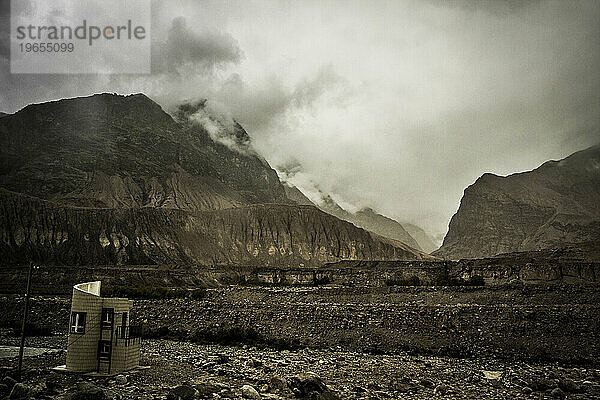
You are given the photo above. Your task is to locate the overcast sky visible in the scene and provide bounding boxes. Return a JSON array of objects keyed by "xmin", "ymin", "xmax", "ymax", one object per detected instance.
[{"xmin": 1, "ymin": 0, "xmax": 599, "ymax": 242}]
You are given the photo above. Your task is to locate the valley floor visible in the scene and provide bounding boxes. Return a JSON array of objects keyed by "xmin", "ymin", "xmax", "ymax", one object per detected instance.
[
  {"xmin": 0, "ymin": 285, "xmax": 599, "ymax": 399},
  {"xmin": 1, "ymin": 337, "xmax": 599, "ymax": 399}
]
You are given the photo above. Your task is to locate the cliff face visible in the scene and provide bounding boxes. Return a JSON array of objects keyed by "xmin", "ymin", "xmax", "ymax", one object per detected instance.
[
  {"xmin": 435, "ymin": 145, "xmax": 600, "ymax": 260},
  {"xmin": 0, "ymin": 188, "xmax": 432, "ymax": 267}
]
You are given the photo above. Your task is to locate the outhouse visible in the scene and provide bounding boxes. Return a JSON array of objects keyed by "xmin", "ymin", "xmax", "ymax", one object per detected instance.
[{"xmin": 64, "ymin": 281, "xmax": 141, "ymax": 374}]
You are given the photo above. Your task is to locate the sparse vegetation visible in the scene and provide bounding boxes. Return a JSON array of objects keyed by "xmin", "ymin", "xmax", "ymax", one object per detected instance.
[
  {"xmin": 4, "ymin": 321, "xmax": 53, "ymax": 337},
  {"xmin": 102, "ymin": 286, "xmax": 206, "ymax": 299},
  {"xmin": 144, "ymin": 324, "xmax": 304, "ymax": 351},
  {"xmin": 385, "ymin": 275, "xmax": 422, "ymax": 286}
]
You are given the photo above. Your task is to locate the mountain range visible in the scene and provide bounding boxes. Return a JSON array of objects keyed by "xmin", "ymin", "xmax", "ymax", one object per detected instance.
[
  {"xmin": 282, "ymin": 183, "xmax": 438, "ymax": 253},
  {"xmin": 0, "ymin": 93, "xmax": 432, "ymax": 267}
]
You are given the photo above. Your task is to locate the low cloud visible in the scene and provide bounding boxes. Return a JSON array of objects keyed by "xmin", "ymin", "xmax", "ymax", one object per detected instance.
[{"xmin": 154, "ymin": 17, "xmax": 243, "ymax": 74}]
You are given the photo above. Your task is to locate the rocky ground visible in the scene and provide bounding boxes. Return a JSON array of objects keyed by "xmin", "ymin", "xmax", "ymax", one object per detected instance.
[
  {"xmin": 2, "ymin": 286, "xmax": 598, "ymax": 364},
  {"xmin": 1, "ymin": 337, "xmax": 599, "ymax": 399},
  {"xmin": 1, "ymin": 285, "xmax": 599, "ymax": 399}
]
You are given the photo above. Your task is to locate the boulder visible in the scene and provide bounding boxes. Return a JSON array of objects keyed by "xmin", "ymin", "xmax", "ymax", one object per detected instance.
[
  {"xmin": 269, "ymin": 376, "xmax": 288, "ymax": 393},
  {"xmin": 558, "ymin": 378, "xmax": 581, "ymax": 393},
  {"xmin": 72, "ymin": 382, "xmax": 107, "ymax": 400},
  {"xmin": 9, "ymin": 383, "xmax": 29, "ymax": 399},
  {"xmin": 241, "ymin": 385, "xmax": 261, "ymax": 399},
  {"xmin": 167, "ymin": 385, "xmax": 198, "ymax": 400},
  {"xmin": 287, "ymin": 373, "xmax": 330, "ymax": 398}
]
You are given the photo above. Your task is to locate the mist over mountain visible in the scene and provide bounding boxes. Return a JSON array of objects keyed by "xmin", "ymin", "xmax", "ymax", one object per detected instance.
[
  {"xmin": 400, "ymin": 223, "xmax": 439, "ymax": 254},
  {"xmin": 0, "ymin": 93, "xmax": 289, "ymax": 210},
  {"xmin": 283, "ymin": 182, "xmax": 316, "ymax": 207},
  {"xmin": 283, "ymin": 182, "xmax": 439, "ymax": 253},
  {"xmin": 434, "ymin": 144, "xmax": 600, "ymax": 260},
  {"xmin": 0, "ymin": 93, "xmax": 431, "ymax": 266}
]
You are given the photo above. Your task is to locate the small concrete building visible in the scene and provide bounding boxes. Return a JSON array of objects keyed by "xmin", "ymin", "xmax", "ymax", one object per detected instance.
[{"xmin": 64, "ymin": 281, "xmax": 141, "ymax": 374}]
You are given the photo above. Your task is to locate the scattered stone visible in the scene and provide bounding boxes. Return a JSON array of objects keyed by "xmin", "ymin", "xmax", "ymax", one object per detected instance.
[
  {"xmin": 482, "ymin": 370, "xmax": 502, "ymax": 380},
  {"xmin": 72, "ymin": 383, "xmax": 107, "ymax": 400},
  {"xmin": 269, "ymin": 376, "xmax": 288, "ymax": 393},
  {"xmin": 489, "ymin": 379, "xmax": 503, "ymax": 389},
  {"xmin": 352, "ymin": 385, "xmax": 366, "ymax": 393},
  {"xmin": 217, "ymin": 354, "xmax": 230, "ymax": 364},
  {"xmin": 434, "ymin": 384, "xmax": 448, "ymax": 396},
  {"xmin": 2, "ymin": 376, "xmax": 17, "ymax": 390},
  {"xmin": 241, "ymin": 384, "xmax": 261, "ymax": 399},
  {"xmin": 420, "ymin": 379, "xmax": 433, "ymax": 388},
  {"xmin": 288, "ymin": 373, "xmax": 329, "ymax": 397},
  {"xmin": 551, "ymin": 387, "xmax": 566, "ymax": 399},
  {"xmin": 392, "ymin": 382, "xmax": 413, "ymax": 393},
  {"xmin": 194, "ymin": 382, "xmax": 221, "ymax": 397},
  {"xmin": 249, "ymin": 358, "xmax": 263, "ymax": 368},
  {"xmin": 167, "ymin": 384, "xmax": 198, "ymax": 400},
  {"xmin": 529, "ymin": 377, "xmax": 554, "ymax": 391},
  {"xmin": 9, "ymin": 383, "xmax": 30, "ymax": 399},
  {"xmin": 558, "ymin": 378, "xmax": 580, "ymax": 393},
  {"xmin": 114, "ymin": 375, "xmax": 127, "ymax": 385},
  {"xmin": 522, "ymin": 386, "xmax": 533, "ymax": 394},
  {"xmin": 44, "ymin": 378, "xmax": 61, "ymax": 394}
]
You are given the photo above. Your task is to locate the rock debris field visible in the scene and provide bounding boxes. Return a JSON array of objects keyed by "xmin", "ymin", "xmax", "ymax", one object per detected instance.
[{"xmin": 1, "ymin": 285, "xmax": 599, "ymax": 399}]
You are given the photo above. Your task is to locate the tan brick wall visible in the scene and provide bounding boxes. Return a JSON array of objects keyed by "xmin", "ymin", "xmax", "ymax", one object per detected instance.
[
  {"xmin": 65, "ymin": 286, "xmax": 103, "ymax": 372},
  {"xmin": 65, "ymin": 282, "xmax": 140, "ymax": 374}
]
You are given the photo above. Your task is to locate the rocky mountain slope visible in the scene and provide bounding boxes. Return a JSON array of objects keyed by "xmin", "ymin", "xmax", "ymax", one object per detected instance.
[
  {"xmin": 401, "ymin": 222, "xmax": 439, "ymax": 254},
  {"xmin": 0, "ymin": 94, "xmax": 289, "ymax": 210},
  {"xmin": 283, "ymin": 183, "xmax": 315, "ymax": 206},
  {"xmin": 284, "ymin": 182, "xmax": 439, "ymax": 253},
  {"xmin": 0, "ymin": 188, "xmax": 432, "ymax": 267},
  {"xmin": 0, "ymin": 93, "xmax": 430, "ymax": 266},
  {"xmin": 316, "ymin": 194, "xmax": 423, "ymax": 251},
  {"xmin": 434, "ymin": 144, "xmax": 600, "ymax": 259}
]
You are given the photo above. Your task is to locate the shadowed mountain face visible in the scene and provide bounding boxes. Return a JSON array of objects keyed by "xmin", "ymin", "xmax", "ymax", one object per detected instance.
[
  {"xmin": 434, "ymin": 145, "xmax": 600, "ymax": 260},
  {"xmin": 0, "ymin": 93, "xmax": 288, "ymax": 210},
  {"xmin": 0, "ymin": 93, "xmax": 430, "ymax": 266},
  {"xmin": 0, "ymin": 188, "xmax": 432, "ymax": 267}
]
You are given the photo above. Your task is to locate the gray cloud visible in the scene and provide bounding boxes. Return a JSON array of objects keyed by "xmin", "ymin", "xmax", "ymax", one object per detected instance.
[{"xmin": 153, "ymin": 17, "xmax": 243, "ymax": 74}]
